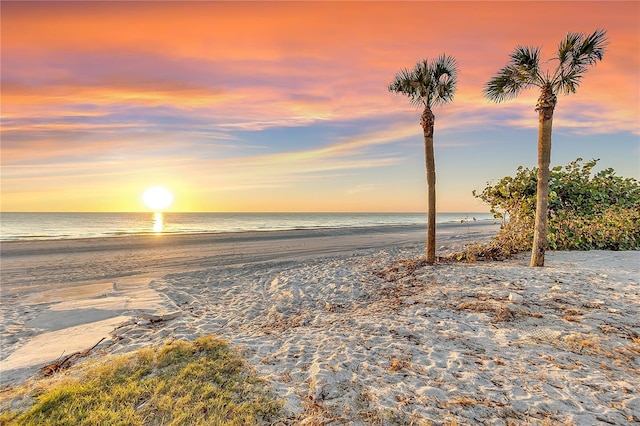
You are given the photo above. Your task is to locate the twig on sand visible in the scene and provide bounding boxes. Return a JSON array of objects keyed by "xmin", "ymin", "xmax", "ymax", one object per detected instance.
[{"xmin": 39, "ymin": 337, "xmax": 106, "ymax": 377}]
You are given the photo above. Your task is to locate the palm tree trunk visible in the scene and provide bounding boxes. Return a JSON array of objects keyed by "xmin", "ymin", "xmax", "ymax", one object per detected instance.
[
  {"xmin": 530, "ymin": 88, "xmax": 557, "ymax": 267},
  {"xmin": 421, "ymin": 107, "xmax": 436, "ymax": 264}
]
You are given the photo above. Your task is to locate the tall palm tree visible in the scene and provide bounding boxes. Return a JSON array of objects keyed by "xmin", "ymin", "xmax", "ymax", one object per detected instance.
[
  {"xmin": 389, "ymin": 54, "xmax": 458, "ymax": 264},
  {"xmin": 484, "ymin": 29, "xmax": 608, "ymax": 267}
]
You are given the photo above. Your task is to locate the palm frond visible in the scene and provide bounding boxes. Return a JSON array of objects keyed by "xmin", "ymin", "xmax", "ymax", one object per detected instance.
[
  {"xmin": 484, "ymin": 45, "xmax": 542, "ymax": 102},
  {"xmin": 557, "ymin": 32, "xmax": 582, "ymax": 66},
  {"xmin": 556, "ymin": 29, "xmax": 608, "ymax": 68},
  {"xmin": 388, "ymin": 68, "xmax": 415, "ymax": 95},
  {"xmin": 432, "ymin": 54, "xmax": 459, "ymax": 81},
  {"xmin": 483, "ymin": 67, "xmax": 522, "ymax": 102},
  {"xmin": 413, "ymin": 60, "xmax": 435, "ymax": 105},
  {"xmin": 555, "ymin": 68, "xmax": 585, "ymax": 94},
  {"xmin": 510, "ymin": 46, "xmax": 542, "ymax": 78},
  {"xmin": 572, "ymin": 29, "xmax": 608, "ymax": 66},
  {"xmin": 388, "ymin": 68, "xmax": 423, "ymax": 107},
  {"xmin": 552, "ymin": 29, "xmax": 608, "ymax": 94},
  {"xmin": 388, "ymin": 54, "xmax": 458, "ymax": 108},
  {"xmin": 431, "ymin": 54, "xmax": 458, "ymax": 106}
]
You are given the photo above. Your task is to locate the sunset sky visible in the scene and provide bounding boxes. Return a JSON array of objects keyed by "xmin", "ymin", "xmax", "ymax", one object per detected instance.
[{"xmin": 2, "ymin": 1, "xmax": 638, "ymax": 213}]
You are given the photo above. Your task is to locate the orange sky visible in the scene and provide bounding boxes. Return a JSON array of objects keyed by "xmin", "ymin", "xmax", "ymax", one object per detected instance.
[{"xmin": 2, "ymin": 1, "xmax": 638, "ymax": 212}]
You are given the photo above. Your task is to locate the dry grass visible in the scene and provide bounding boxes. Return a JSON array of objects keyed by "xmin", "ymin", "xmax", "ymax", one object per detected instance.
[
  {"xmin": 438, "ymin": 395, "xmax": 506, "ymax": 410},
  {"xmin": 456, "ymin": 299, "xmax": 545, "ymax": 323},
  {"xmin": 456, "ymin": 300, "xmax": 515, "ymax": 322},
  {"xmin": 374, "ymin": 258, "xmax": 427, "ymax": 283},
  {"xmin": 0, "ymin": 336, "xmax": 282, "ymax": 426},
  {"xmin": 388, "ymin": 358, "xmax": 409, "ymax": 372},
  {"xmin": 564, "ymin": 334, "xmax": 601, "ymax": 354},
  {"xmin": 562, "ymin": 307, "xmax": 584, "ymax": 322}
]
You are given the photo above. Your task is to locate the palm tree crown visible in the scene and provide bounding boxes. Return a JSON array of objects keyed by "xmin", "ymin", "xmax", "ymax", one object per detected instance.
[
  {"xmin": 388, "ymin": 54, "xmax": 458, "ymax": 108},
  {"xmin": 483, "ymin": 29, "xmax": 608, "ymax": 102}
]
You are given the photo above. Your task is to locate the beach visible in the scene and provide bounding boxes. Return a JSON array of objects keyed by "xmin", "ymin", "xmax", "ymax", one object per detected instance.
[{"xmin": 1, "ymin": 221, "xmax": 639, "ymax": 424}]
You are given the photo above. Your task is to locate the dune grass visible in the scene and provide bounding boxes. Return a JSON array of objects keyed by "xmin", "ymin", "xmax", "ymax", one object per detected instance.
[{"xmin": 0, "ymin": 336, "xmax": 281, "ymax": 425}]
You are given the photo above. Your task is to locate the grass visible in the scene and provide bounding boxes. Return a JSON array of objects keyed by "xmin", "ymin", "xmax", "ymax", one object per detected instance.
[{"xmin": 0, "ymin": 336, "xmax": 281, "ymax": 425}]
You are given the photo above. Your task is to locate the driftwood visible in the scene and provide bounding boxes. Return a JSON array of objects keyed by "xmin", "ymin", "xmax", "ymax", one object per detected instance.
[
  {"xmin": 39, "ymin": 337, "xmax": 106, "ymax": 377},
  {"xmin": 137, "ymin": 312, "xmax": 181, "ymax": 324}
]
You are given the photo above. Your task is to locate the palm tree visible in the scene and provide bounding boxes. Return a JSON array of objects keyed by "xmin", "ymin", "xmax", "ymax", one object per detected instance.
[
  {"xmin": 389, "ymin": 54, "xmax": 458, "ymax": 264},
  {"xmin": 484, "ymin": 29, "xmax": 608, "ymax": 267}
]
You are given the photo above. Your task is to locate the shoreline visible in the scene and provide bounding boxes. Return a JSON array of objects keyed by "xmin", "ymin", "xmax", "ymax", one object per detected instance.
[
  {"xmin": 1, "ymin": 221, "xmax": 499, "ymax": 290},
  {"xmin": 0, "ymin": 212, "xmax": 496, "ymax": 243},
  {"xmin": 1, "ymin": 222, "xmax": 638, "ymax": 423},
  {"xmin": 0, "ymin": 218, "xmax": 498, "ymax": 244}
]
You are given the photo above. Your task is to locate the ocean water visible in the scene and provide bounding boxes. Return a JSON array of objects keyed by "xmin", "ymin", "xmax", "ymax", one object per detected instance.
[{"xmin": 0, "ymin": 212, "xmax": 495, "ymax": 241}]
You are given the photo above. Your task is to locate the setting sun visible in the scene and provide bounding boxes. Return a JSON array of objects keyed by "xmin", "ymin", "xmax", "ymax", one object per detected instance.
[{"xmin": 142, "ymin": 186, "xmax": 174, "ymax": 211}]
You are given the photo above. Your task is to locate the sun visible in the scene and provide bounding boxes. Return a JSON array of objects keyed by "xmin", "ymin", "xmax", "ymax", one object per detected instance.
[{"xmin": 142, "ymin": 186, "xmax": 174, "ymax": 211}]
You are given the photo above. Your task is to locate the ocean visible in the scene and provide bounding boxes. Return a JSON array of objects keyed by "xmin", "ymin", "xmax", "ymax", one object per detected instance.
[{"xmin": 0, "ymin": 212, "xmax": 495, "ymax": 241}]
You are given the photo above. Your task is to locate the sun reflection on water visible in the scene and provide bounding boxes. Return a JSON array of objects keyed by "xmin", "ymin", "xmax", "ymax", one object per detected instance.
[{"xmin": 152, "ymin": 212, "xmax": 163, "ymax": 233}]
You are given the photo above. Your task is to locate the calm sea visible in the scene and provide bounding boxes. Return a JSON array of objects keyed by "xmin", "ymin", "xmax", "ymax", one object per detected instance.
[{"xmin": 0, "ymin": 212, "xmax": 494, "ymax": 241}]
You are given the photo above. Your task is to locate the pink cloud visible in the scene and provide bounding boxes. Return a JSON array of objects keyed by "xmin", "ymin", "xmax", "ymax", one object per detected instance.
[
  {"xmin": 2, "ymin": 1, "xmax": 637, "ymax": 211},
  {"xmin": 4, "ymin": 1, "xmax": 636, "ymax": 133}
]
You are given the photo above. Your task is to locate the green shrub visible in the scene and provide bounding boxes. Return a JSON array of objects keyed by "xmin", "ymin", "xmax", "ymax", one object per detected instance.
[{"xmin": 473, "ymin": 158, "xmax": 640, "ymax": 254}]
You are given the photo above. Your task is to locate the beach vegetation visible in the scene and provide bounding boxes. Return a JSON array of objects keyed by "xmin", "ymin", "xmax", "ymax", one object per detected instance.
[
  {"xmin": 472, "ymin": 158, "xmax": 640, "ymax": 256},
  {"xmin": 484, "ymin": 29, "xmax": 608, "ymax": 266},
  {"xmin": 0, "ymin": 336, "xmax": 281, "ymax": 425},
  {"xmin": 389, "ymin": 54, "xmax": 459, "ymax": 264}
]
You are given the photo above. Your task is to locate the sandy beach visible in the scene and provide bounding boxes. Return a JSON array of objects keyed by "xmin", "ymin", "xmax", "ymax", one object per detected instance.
[{"xmin": 1, "ymin": 221, "xmax": 639, "ymax": 424}]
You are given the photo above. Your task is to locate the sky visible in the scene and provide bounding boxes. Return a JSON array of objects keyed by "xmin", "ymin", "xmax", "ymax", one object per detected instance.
[{"xmin": 2, "ymin": 1, "xmax": 639, "ymax": 213}]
